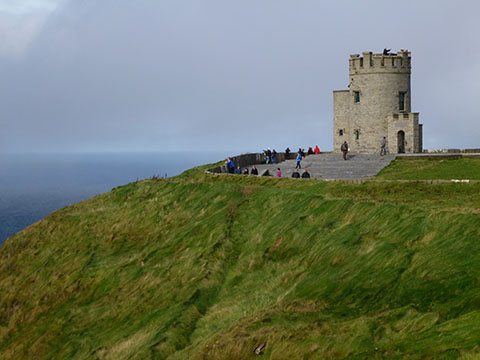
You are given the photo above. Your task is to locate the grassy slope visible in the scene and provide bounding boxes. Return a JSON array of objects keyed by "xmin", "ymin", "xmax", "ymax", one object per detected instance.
[
  {"xmin": 377, "ymin": 157, "xmax": 480, "ymax": 180},
  {"xmin": 0, "ymin": 164, "xmax": 480, "ymax": 359}
]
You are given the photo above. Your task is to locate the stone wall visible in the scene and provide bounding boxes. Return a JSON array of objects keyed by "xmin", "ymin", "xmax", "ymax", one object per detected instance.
[
  {"xmin": 207, "ymin": 152, "xmax": 288, "ymax": 173},
  {"xmin": 387, "ymin": 113, "xmax": 422, "ymax": 153}
]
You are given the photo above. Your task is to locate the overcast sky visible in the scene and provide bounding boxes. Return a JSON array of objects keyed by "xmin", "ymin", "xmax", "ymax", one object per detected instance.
[{"xmin": 0, "ymin": 0, "xmax": 479, "ymax": 153}]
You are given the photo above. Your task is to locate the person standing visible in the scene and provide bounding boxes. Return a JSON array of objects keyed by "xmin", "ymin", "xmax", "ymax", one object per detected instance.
[
  {"xmin": 265, "ymin": 148, "xmax": 272, "ymax": 164},
  {"xmin": 314, "ymin": 145, "xmax": 320, "ymax": 154},
  {"xmin": 272, "ymin": 149, "xmax": 278, "ymax": 164},
  {"xmin": 226, "ymin": 157, "xmax": 236, "ymax": 173},
  {"xmin": 341, "ymin": 141, "xmax": 349, "ymax": 160},
  {"xmin": 276, "ymin": 168, "xmax": 282, "ymax": 177},
  {"xmin": 295, "ymin": 152, "xmax": 302, "ymax": 169},
  {"xmin": 285, "ymin": 147, "xmax": 291, "ymax": 159},
  {"xmin": 380, "ymin": 137, "xmax": 387, "ymax": 156}
]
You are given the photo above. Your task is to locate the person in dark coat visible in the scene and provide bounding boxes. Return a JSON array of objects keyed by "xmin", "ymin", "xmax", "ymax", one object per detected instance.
[
  {"xmin": 265, "ymin": 148, "xmax": 272, "ymax": 164},
  {"xmin": 285, "ymin": 147, "xmax": 291, "ymax": 159},
  {"xmin": 301, "ymin": 170, "xmax": 311, "ymax": 178},
  {"xmin": 272, "ymin": 149, "xmax": 277, "ymax": 164},
  {"xmin": 251, "ymin": 166, "xmax": 259, "ymax": 175},
  {"xmin": 226, "ymin": 157, "xmax": 236, "ymax": 173},
  {"xmin": 341, "ymin": 141, "xmax": 349, "ymax": 160},
  {"xmin": 291, "ymin": 170, "xmax": 300, "ymax": 178}
]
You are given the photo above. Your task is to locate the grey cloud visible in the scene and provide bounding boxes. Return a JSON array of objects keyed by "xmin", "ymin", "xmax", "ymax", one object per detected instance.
[{"xmin": 1, "ymin": 0, "xmax": 479, "ymax": 153}]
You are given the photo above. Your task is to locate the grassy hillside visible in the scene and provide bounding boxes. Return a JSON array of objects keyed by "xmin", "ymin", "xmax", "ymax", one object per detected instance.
[
  {"xmin": 377, "ymin": 157, "xmax": 480, "ymax": 180},
  {"xmin": 1, "ymin": 163, "xmax": 480, "ymax": 359}
]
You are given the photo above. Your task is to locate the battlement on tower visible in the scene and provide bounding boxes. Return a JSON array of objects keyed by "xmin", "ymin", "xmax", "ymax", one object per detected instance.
[{"xmin": 349, "ymin": 51, "xmax": 411, "ymax": 75}]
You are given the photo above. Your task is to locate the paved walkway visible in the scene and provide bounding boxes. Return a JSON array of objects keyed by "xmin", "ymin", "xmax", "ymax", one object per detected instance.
[{"xmin": 255, "ymin": 153, "xmax": 396, "ymax": 180}]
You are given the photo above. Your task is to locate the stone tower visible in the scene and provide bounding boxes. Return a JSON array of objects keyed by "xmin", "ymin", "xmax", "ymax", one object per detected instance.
[{"xmin": 333, "ymin": 50, "xmax": 423, "ymax": 154}]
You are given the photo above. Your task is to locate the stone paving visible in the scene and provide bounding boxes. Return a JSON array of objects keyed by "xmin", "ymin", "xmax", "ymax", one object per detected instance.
[{"xmin": 254, "ymin": 153, "xmax": 396, "ymax": 180}]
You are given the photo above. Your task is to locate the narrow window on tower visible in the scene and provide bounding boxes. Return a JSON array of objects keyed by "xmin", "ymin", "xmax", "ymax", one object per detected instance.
[
  {"xmin": 338, "ymin": 129, "xmax": 344, "ymax": 136},
  {"xmin": 399, "ymin": 91, "xmax": 406, "ymax": 111},
  {"xmin": 354, "ymin": 129, "xmax": 360, "ymax": 140},
  {"xmin": 354, "ymin": 91, "xmax": 360, "ymax": 103}
]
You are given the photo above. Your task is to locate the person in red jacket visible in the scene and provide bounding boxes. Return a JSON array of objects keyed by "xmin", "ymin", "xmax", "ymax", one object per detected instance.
[{"xmin": 314, "ymin": 145, "xmax": 320, "ymax": 154}]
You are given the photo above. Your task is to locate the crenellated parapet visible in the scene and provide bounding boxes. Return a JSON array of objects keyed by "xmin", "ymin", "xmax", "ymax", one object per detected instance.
[{"xmin": 349, "ymin": 51, "xmax": 411, "ymax": 75}]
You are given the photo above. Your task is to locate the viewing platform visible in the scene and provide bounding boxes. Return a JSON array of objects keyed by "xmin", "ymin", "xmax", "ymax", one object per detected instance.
[{"xmin": 208, "ymin": 151, "xmax": 480, "ymax": 181}]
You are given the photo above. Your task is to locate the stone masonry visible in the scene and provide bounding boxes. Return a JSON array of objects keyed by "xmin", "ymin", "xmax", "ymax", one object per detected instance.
[{"xmin": 333, "ymin": 50, "xmax": 423, "ymax": 154}]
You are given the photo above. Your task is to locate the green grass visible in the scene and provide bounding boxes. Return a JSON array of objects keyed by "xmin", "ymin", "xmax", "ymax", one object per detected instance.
[
  {"xmin": 377, "ymin": 157, "xmax": 480, "ymax": 180},
  {"xmin": 1, "ymin": 161, "xmax": 480, "ymax": 359}
]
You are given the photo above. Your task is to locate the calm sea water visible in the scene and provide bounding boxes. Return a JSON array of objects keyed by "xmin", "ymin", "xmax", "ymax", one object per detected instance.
[{"xmin": 0, "ymin": 152, "xmax": 228, "ymax": 244}]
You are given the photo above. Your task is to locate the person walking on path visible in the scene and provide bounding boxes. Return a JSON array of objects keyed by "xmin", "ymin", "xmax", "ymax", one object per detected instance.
[
  {"xmin": 341, "ymin": 141, "xmax": 349, "ymax": 160},
  {"xmin": 295, "ymin": 152, "xmax": 302, "ymax": 169},
  {"xmin": 380, "ymin": 137, "xmax": 387, "ymax": 156}
]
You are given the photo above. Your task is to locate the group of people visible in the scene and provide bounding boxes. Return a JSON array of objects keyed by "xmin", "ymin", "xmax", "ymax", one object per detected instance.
[
  {"xmin": 273, "ymin": 167, "xmax": 310, "ymax": 179},
  {"xmin": 225, "ymin": 138, "xmax": 389, "ymax": 178},
  {"xmin": 285, "ymin": 145, "xmax": 320, "ymax": 160},
  {"xmin": 264, "ymin": 148, "xmax": 278, "ymax": 164},
  {"xmin": 291, "ymin": 169, "xmax": 310, "ymax": 178},
  {"xmin": 225, "ymin": 158, "xmax": 260, "ymax": 175},
  {"xmin": 224, "ymin": 155, "xmax": 312, "ymax": 179}
]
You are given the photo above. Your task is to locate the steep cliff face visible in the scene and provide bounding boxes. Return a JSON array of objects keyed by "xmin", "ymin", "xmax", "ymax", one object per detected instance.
[{"xmin": 1, "ymin": 164, "xmax": 479, "ymax": 359}]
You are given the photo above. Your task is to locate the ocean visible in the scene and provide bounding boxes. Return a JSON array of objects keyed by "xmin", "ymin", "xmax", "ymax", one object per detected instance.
[{"xmin": 0, "ymin": 151, "xmax": 228, "ymax": 244}]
